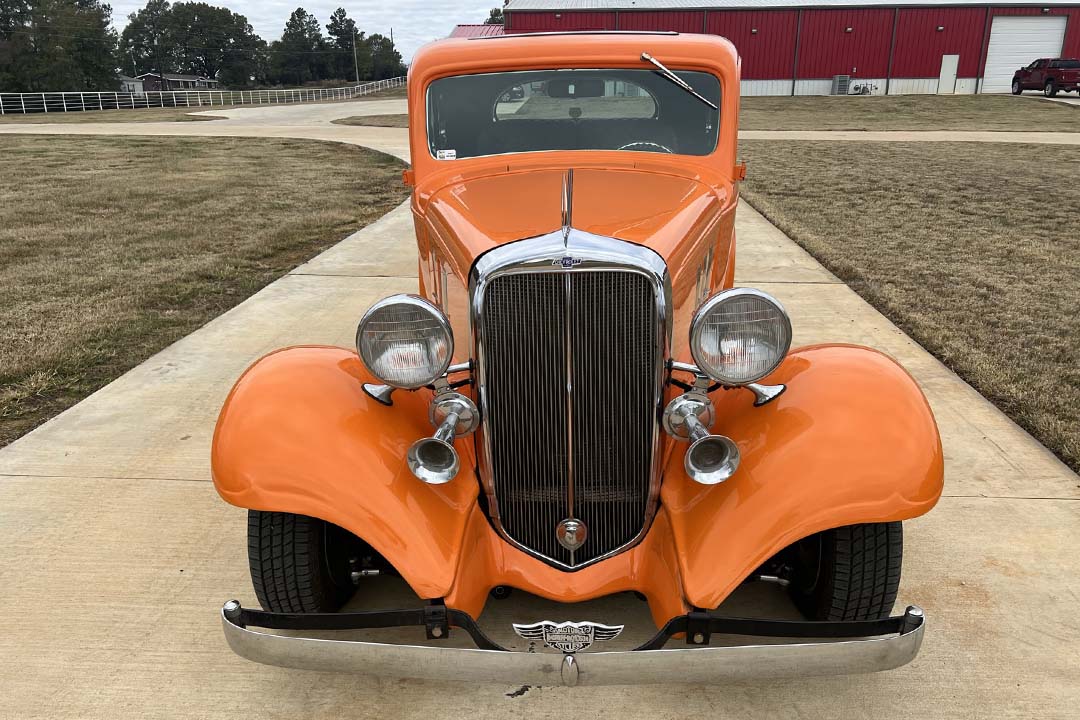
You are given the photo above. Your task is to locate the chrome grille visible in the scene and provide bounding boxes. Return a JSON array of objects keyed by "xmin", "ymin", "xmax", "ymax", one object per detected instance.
[{"xmin": 480, "ymin": 269, "xmax": 660, "ymax": 568}]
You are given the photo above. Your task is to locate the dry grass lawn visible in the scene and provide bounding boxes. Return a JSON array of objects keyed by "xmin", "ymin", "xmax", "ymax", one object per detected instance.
[
  {"xmin": 740, "ymin": 94, "xmax": 1080, "ymax": 131},
  {"xmin": 738, "ymin": 140, "xmax": 1080, "ymax": 472},
  {"xmin": 332, "ymin": 113, "xmax": 409, "ymax": 128},
  {"xmin": 0, "ymin": 136, "xmax": 408, "ymax": 446}
]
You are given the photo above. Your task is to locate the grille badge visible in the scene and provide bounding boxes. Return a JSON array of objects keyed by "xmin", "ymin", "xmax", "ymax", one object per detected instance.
[
  {"xmin": 556, "ymin": 518, "xmax": 587, "ymax": 551},
  {"xmin": 512, "ymin": 620, "xmax": 623, "ymax": 653},
  {"xmin": 552, "ymin": 256, "xmax": 583, "ymax": 269}
]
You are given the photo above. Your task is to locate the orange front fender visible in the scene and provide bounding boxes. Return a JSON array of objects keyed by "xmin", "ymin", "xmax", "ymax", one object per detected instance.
[
  {"xmin": 213, "ymin": 343, "xmax": 942, "ymax": 625},
  {"xmin": 663, "ymin": 343, "xmax": 944, "ymax": 610},
  {"xmin": 211, "ymin": 346, "xmax": 479, "ymax": 599}
]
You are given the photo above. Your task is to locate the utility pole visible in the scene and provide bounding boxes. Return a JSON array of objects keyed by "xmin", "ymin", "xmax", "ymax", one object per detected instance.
[
  {"xmin": 129, "ymin": 49, "xmax": 138, "ymax": 76},
  {"xmin": 352, "ymin": 31, "xmax": 360, "ymax": 83},
  {"xmin": 154, "ymin": 35, "xmax": 165, "ymax": 93}
]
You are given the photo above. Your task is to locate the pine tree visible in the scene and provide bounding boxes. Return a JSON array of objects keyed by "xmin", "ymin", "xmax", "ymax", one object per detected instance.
[{"xmin": 0, "ymin": 0, "xmax": 119, "ymax": 92}]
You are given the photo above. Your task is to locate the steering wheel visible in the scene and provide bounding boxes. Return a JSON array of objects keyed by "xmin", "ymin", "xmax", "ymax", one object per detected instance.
[{"xmin": 617, "ymin": 141, "xmax": 674, "ymax": 154}]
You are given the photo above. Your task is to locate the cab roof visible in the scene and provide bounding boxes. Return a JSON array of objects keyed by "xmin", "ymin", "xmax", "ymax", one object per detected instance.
[{"xmin": 410, "ymin": 32, "xmax": 739, "ymax": 90}]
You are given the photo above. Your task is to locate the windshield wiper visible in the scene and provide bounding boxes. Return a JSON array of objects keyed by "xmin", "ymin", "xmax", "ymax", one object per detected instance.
[{"xmin": 640, "ymin": 52, "xmax": 718, "ymax": 110}]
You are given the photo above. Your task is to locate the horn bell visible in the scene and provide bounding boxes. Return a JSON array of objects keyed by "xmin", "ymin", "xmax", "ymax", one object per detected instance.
[
  {"xmin": 684, "ymin": 433, "xmax": 740, "ymax": 486},
  {"xmin": 407, "ymin": 392, "xmax": 478, "ymax": 485},
  {"xmin": 407, "ymin": 437, "xmax": 460, "ymax": 485}
]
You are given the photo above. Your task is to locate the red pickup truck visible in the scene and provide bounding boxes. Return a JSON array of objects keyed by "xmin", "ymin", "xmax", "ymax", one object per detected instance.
[{"xmin": 1012, "ymin": 58, "xmax": 1080, "ymax": 96}]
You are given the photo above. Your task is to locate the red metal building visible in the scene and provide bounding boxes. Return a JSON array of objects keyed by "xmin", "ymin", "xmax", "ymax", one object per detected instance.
[{"xmin": 500, "ymin": 0, "xmax": 1080, "ymax": 94}]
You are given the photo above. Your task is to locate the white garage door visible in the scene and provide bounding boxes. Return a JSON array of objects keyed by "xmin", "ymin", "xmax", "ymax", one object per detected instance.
[{"xmin": 982, "ymin": 16, "xmax": 1067, "ymax": 93}]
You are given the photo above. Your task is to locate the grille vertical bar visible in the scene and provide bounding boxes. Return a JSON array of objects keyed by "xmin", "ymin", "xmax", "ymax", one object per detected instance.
[{"xmin": 480, "ymin": 269, "xmax": 659, "ymax": 568}]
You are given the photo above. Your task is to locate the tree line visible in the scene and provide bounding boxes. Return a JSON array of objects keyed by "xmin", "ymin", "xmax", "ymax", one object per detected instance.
[{"xmin": 0, "ymin": 0, "xmax": 408, "ymax": 92}]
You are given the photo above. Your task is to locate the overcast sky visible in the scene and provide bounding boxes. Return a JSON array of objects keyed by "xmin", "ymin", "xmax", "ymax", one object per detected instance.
[{"xmin": 109, "ymin": 1, "xmax": 498, "ymax": 63}]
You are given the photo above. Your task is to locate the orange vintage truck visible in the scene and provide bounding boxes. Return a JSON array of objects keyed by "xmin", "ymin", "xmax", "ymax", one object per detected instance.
[{"xmin": 214, "ymin": 31, "xmax": 943, "ymax": 686}]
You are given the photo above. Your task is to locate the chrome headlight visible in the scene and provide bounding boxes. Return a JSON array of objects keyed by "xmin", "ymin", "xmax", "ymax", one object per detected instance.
[
  {"xmin": 689, "ymin": 288, "xmax": 792, "ymax": 385},
  {"xmin": 356, "ymin": 295, "xmax": 453, "ymax": 389}
]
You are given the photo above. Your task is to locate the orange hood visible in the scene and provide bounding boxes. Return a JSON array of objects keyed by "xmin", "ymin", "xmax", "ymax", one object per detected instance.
[{"xmin": 419, "ymin": 164, "xmax": 727, "ymax": 274}]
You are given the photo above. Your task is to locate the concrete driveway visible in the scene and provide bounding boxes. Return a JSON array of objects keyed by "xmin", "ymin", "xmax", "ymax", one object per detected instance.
[
  {"xmin": 1, "ymin": 100, "xmax": 1078, "ymax": 719},
  {"xmin": 3, "ymin": 95, "xmax": 1079, "ymax": 145}
]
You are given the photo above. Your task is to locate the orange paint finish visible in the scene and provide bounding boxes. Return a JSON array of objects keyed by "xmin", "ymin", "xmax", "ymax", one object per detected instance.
[
  {"xmin": 407, "ymin": 34, "xmax": 742, "ymax": 184},
  {"xmin": 212, "ymin": 33, "xmax": 944, "ymax": 630},
  {"xmin": 415, "ymin": 162, "xmax": 737, "ymax": 366},
  {"xmin": 663, "ymin": 344, "xmax": 944, "ymax": 610},
  {"xmin": 445, "ymin": 505, "xmax": 688, "ymax": 627},
  {"xmin": 212, "ymin": 343, "xmax": 942, "ymax": 625},
  {"xmin": 211, "ymin": 346, "xmax": 481, "ymax": 599},
  {"xmin": 406, "ymin": 34, "xmax": 743, "ymax": 374}
]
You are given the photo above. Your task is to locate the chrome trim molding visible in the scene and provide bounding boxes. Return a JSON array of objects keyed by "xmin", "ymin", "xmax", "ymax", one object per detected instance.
[
  {"xmin": 561, "ymin": 168, "xmax": 573, "ymax": 241},
  {"xmin": 221, "ymin": 605, "xmax": 926, "ymax": 686},
  {"xmin": 746, "ymin": 382, "xmax": 786, "ymax": 407},
  {"xmin": 668, "ymin": 362, "xmax": 787, "ymax": 408},
  {"xmin": 362, "ymin": 383, "xmax": 396, "ymax": 406},
  {"xmin": 469, "ymin": 229, "xmax": 672, "ymax": 571}
]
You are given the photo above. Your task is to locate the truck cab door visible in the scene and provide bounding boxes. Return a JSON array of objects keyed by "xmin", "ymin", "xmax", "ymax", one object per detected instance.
[{"xmin": 1031, "ymin": 60, "xmax": 1047, "ymax": 85}]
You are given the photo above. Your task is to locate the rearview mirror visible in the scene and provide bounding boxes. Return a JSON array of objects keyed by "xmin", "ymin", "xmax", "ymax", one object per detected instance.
[{"xmin": 546, "ymin": 77, "xmax": 604, "ymax": 98}]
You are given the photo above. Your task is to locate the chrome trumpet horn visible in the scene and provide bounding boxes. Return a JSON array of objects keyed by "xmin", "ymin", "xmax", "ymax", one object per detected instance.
[
  {"xmin": 662, "ymin": 392, "xmax": 741, "ymax": 485},
  {"xmin": 407, "ymin": 392, "xmax": 479, "ymax": 484}
]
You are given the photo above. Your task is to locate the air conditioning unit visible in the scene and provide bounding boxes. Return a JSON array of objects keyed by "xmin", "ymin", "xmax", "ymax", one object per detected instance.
[{"xmin": 831, "ymin": 75, "xmax": 851, "ymax": 95}]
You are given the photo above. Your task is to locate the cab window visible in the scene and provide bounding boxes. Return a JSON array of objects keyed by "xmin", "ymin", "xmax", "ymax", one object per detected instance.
[{"xmin": 427, "ymin": 68, "xmax": 720, "ymax": 160}]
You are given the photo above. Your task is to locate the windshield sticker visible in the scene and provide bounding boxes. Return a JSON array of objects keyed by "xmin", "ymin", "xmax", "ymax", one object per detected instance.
[{"xmin": 437, "ymin": 149, "xmax": 457, "ymax": 160}]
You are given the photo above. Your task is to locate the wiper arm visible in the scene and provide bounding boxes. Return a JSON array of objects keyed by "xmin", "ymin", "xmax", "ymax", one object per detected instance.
[{"xmin": 640, "ymin": 51, "xmax": 718, "ymax": 110}]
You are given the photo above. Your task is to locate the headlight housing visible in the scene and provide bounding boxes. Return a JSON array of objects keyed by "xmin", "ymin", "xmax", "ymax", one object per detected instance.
[
  {"xmin": 356, "ymin": 295, "xmax": 453, "ymax": 389},
  {"xmin": 689, "ymin": 288, "xmax": 792, "ymax": 385}
]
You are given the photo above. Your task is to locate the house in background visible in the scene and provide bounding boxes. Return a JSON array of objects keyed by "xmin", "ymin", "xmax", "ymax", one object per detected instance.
[
  {"xmin": 136, "ymin": 73, "xmax": 221, "ymax": 91},
  {"xmin": 118, "ymin": 75, "xmax": 145, "ymax": 94}
]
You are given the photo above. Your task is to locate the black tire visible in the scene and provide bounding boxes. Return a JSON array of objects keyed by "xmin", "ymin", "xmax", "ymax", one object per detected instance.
[
  {"xmin": 1011, "ymin": 79, "xmax": 1022, "ymax": 95},
  {"xmin": 1045, "ymin": 80, "xmax": 1058, "ymax": 97},
  {"xmin": 789, "ymin": 522, "xmax": 903, "ymax": 621},
  {"xmin": 248, "ymin": 510, "xmax": 358, "ymax": 613}
]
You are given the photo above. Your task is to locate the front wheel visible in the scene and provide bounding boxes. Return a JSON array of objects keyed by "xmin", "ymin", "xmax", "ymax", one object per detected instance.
[
  {"xmin": 1011, "ymin": 79, "xmax": 1022, "ymax": 95},
  {"xmin": 248, "ymin": 510, "xmax": 360, "ymax": 613},
  {"xmin": 788, "ymin": 522, "xmax": 903, "ymax": 621},
  {"xmin": 1045, "ymin": 80, "xmax": 1058, "ymax": 97}
]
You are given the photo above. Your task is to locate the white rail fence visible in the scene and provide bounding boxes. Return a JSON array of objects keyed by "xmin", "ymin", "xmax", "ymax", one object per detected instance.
[{"xmin": 0, "ymin": 76, "xmax": 405, "ymax": 116}]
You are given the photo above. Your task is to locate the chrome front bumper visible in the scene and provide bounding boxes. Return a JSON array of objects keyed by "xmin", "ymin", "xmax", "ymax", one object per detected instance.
[{"xmin": 221, "ymin": 602, "xmax": 925, "ymax": 687}]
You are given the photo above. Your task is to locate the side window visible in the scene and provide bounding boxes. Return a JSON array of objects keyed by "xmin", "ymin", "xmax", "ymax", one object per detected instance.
[{"xmin": 1036, "ymin": 60, "xmax": 1048, "ymax": 69}]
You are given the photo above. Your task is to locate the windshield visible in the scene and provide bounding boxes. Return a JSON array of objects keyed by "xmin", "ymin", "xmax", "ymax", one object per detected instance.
[{"xmin": 426, "ymin": 68, "xmax": 720, "ymax": 160}]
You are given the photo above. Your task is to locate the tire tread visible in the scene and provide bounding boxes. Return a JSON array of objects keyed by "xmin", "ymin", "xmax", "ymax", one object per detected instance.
[
  {"xmin": 792, "ymin": 521, "xmax": 903, "ymax": 622},
  {"xmin": 247, "ymin": 510, "xmax": 344, "ymax": 613}
]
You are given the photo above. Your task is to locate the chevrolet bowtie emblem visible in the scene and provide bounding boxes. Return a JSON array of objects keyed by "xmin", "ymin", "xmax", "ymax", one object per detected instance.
[
  {"xmin": 512, "ymin": 620, "xmax": 624, "ymax": 653},
  {"xmin": 552, "ymin": 256, "xmax": 583, "ymax": 269}
]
